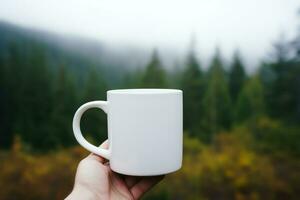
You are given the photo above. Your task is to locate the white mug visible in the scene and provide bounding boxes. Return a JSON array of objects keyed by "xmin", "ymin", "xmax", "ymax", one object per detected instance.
[{"xmin": 72, "ymin": 89, "xmax": 183, "ymax": 176}]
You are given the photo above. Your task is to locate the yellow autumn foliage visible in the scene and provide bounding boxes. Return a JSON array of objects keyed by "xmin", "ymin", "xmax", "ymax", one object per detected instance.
[
  {"xmin": 145, "ymin": 129, "xmax": 299, "ymax": 200},
  {"xmin": 0, "ymin": 137, "xmax": 88, "ymax": 200},
  {"xmin": 1, "ymin": 129, "xmax": 299, "ymax": 200}
]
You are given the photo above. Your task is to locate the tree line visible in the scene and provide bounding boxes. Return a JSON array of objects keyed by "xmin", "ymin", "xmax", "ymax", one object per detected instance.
[{"xmin": 0, "ymin": 32, "xmax": 300, "ymax": 152}]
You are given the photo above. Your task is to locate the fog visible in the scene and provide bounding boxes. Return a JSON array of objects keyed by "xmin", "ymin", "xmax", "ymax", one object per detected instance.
[{"xmin": 0, "ymin": 0, "xmax": 299, "ymax": 70}]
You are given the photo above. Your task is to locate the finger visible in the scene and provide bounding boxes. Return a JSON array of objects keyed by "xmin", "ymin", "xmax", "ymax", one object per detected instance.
[
  {"xmin": 124, "ymin": 176, "xmax": 141, "ymax": 188},
  {"xmin": 87, "ymin": 140, "xmax": 109, "ymax": 163},
  {"xmin": 130, "ymin": 175, "xmax": 164, "ymax": 199}
]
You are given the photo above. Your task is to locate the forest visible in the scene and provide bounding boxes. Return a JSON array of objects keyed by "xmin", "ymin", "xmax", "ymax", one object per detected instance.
[{"xmin": 0, "ymin": 20, "xmax": 300, "ymax": 199}]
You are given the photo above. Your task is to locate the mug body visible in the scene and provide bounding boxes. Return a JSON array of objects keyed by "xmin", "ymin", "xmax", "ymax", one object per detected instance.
[{"xmin": 107, "ymin": 89, "xmax": 182, "ymax": 176}]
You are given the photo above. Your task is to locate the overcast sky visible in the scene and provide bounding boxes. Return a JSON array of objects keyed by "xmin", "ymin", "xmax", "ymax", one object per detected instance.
[{"xmin": 0, "ymin": 0, "xmax": 299, "ymax": 70}]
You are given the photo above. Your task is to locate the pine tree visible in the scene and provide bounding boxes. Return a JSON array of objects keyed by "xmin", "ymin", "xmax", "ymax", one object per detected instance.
[
  {"xmin": 0, "ymin": 52, "xmax": 13, "ymax": 148},
  {"xmin": 5, "ymin": 43, "xmax": 24, "ymax": 138},
  {"xmin": 1, "ymin": 43, "xmax": 63, "ymax": 150},
  {"xmin": 202, "ymin": 49, "xmax": 232, "ymax": 142},
  {"xmin": 141, "ymin": 50, "xmax": 167, "ymax": 88},
  {"xmin": 181, "ymin": 48, "xmax": 203, "ymax": 136},
  {"xmin": 51, "ymin": 64, "xmax": 78, "ymax": 146},
  {"xmin": 81, "ymin": 67, "xmax": 107, "ymax": 144},
  {"xmin": 263, "ymin": 35, "xmax": 300, "ymax": 123},
  {"xmin": 123, "ymin": 68, "xmax": 144, "ymax": 88},
  {"xmin": 235, "ymin": 76, "xmax": 265, "ymax": 123},
  {"xmin": 22, "ymin": 44, "xmax": 54, "ymax": 149},
  {"xmin": 229, "ymin": 50, "xmax": 246, "ymax": 103}
]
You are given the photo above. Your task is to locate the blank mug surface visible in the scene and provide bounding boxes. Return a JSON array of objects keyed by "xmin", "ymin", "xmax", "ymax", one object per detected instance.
[{"xmin": 73, "ymin": 89, "xmax": 183, "ymax": 176}]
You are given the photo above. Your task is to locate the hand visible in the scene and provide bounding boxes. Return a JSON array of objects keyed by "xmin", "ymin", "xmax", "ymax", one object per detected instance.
[{"xmin": 65, "ymin": 141, "xmax": 164, "ymax": 200}]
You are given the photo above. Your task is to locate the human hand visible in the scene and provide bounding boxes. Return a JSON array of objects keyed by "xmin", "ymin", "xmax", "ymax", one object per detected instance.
[{"xmin": 65, "ymin": 140, "xmax": 164, "ymax": 200}]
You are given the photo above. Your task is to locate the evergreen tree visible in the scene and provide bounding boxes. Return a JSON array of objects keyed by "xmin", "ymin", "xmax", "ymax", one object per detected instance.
[
  {"xmin": 229, "ymin": 50, "xmax": 246, "ymax": 103},
  {"xmin": 0, "ymin": 53, "xmax": 13, "ymax": 148},
  {"xmin": 2, "ymin": 43, "xmax": 37, "ymax": 148},
  {"xmin": 81, "ymin": 67, "xmax": 107, "ymax": 144},
  {"xmin": 262, "ymin": 35, "xmax": 300, "ymax": 123},
  {"xmin": 123, "ymin": 68, "xmax": 144, "ymax": 88},
  {"xmin": 202, "ymin": 49, "xmax": 232, "ymax": 142},
  {"xmin": 168, "ymin": 60, "xmax": 183, "ymax": 88},
  {"xmin": 20, "ymin": 44, "xmax": 54, "ymax": 150},
  {"xmin": 0, "ymin": 42, "xmax": 60, "ymax": 150},
  {"xmin": 141, "ymin": 50, "xmax": 167, "ymax": 88},
  {"xmin": 51, "ymin": 64, "xmax": 78, "ymax": 146},
  {"xmin": 235, "ymin": 76, "xmax": 265, "ymax": 123},
  {"xmin": 181, "ymin": 48, "xmax": 203, "ymax": 136},
  {"xmin": 5, "ymin": 43, "xmax": 24, "ymax": 136}
]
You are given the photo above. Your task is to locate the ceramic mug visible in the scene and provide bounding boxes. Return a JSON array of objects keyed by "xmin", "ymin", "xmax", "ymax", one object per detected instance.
[{"xmin": 72, "ymin": 89, "xmax": 183, "ymax": 176}]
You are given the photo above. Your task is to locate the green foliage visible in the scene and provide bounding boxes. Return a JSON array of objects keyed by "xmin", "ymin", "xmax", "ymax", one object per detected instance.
[
  {"xmin": 180, "ymin": 50, "xmax": 204, "ymax": 136},
  {"xmin": 51, "ymin": 64, "xmax": 78, "ymax": 147},
  {"xmin": 248, "ymin": 117, "xmax": 300, "ymax": 157},
  {"xmin": 80, "ymin": 67, "xmax": 108, "ymax": 144},
  {"xmin": 202, "ymin": 49, "xmax": 232, "ymax": 141},
  {"xmin": 261, "ymin": 36, "xmax": 300, "ymax": 123},
  {"xmin": 145, "ymin": 131, "xmax": 300, "ymax": 200},
  {"xmin": 0, "ymin": 137, "xmax": 87, "ymax": 200},
  {"xmin": 235, "ymin": 76, "xmax": 265, "ymax": 123},
  {"xmin": 229, "ymin": 50, "xmax": 247, "ymax": 103},
  {"xmin": 2, "ymin": 131, "xmax": 300, "ymax": 200},
  {"xmin": 122, "ymin": 68, "xmax": 144, "ymax": 88},
  {"xmin": 9, "ymin": 44, "xmax": 54, "ymax": 150},
  {"xmin": 0, "ymin": 51, "xmax": 13, "ymax": 148},
  {"xmin": 141, "ymin": 50, "xmax": 167, "ymax": 88},
  {"xmin": 0, "ymin": 41, "xmax": 110, "ymax": 150}
]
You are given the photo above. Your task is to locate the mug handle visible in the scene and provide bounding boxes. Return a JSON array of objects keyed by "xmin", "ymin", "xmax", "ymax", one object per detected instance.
[{"xmin": 72, "ymin": 101, "xmax": 110, "ymax": 159}]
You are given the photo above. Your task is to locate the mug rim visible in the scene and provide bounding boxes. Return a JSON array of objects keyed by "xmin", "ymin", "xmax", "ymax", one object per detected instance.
[{"xmin": 107, "ymin": 88, "xmax": 182, "ymax": 95}]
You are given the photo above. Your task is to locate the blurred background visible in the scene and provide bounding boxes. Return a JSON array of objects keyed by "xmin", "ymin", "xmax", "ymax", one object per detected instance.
[{"xmin": 0, "ymin": 0, "xmax": 300, "ymax": 199}]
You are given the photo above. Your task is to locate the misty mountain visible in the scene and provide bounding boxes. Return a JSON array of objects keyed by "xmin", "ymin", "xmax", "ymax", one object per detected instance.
[{"xmin": 0, "ymin": 21, "xmax": 154, "ymax": 85}]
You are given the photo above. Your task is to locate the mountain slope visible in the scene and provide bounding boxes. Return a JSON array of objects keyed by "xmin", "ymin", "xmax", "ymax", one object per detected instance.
[{"xmin": 0, "ymin": 21, "xmax": 138, "ymax": 85}]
